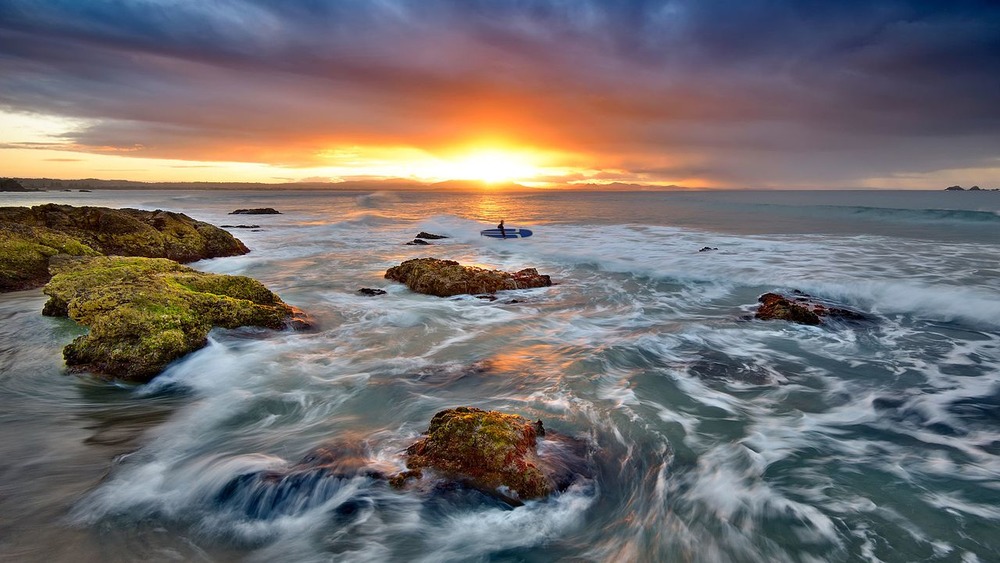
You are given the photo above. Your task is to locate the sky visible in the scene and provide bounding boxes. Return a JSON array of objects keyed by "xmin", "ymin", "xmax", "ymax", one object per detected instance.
[{"xmin": 1, "ymin": 0, "xmax": 999, "ymax": 189}]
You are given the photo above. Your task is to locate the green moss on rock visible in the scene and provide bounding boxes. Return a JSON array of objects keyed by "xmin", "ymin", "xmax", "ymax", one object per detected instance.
[
  {"xmin": 43, "ymin": 256, "xmax": 298, "ymax": 382},
  {"xmin": 384, "ymin": 258, "xmax": 551, "ymax": 297},
  {"xmin": 399, "ymin": 407, "xmax": 553, "ymax": 501},
  {"xmin": 0, "ymin": 204, "xmax": 248, "ymax": 292}
]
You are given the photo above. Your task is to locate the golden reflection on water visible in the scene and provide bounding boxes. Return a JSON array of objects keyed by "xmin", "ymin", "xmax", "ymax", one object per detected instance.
[
  {"xmin": 482, "ymin": 344, "xmax": 574, "ymax": 376},
  {"xmin": 472, "ymin": 193, "xmax": 522, "ymax": 224}
]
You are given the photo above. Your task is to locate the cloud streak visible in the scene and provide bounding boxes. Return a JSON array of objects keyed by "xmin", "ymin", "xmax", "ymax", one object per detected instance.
[{"xmin": 1, "ymin": 0, "xmax": 998, "ymax": 186}]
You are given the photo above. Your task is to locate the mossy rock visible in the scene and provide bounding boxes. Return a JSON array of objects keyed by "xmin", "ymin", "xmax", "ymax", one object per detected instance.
[
  {"xmin": 0, "ymin": 204, "xmax": 248, "ymax": 292},
  {"xmin": 43, "ymin": 256, "xmax": 299, "ymax": 382},
  {"xmin": 384, "ymin": 258, "xmax": 551, "ymax": 297},
  {"xmin": 398, "ymin": 407, "xmax": 553, "ymax": 502}
]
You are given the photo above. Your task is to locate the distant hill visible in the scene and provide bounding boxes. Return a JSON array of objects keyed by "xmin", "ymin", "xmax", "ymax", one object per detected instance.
[
  {"xmin": 9, "ymin": 177, "xmax": 696, "ymax": 192},
  {"xmin": 0, "ymin": 178, "xmax": 37, "ymax": 192}
]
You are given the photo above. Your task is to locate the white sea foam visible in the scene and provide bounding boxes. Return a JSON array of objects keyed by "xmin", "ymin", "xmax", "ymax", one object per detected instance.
[{"xmin": 23, "ymin": 190, "xmax": 996, "ymax": 561}]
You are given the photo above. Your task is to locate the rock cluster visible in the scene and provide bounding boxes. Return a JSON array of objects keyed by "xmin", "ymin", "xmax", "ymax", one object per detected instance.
[
  {"xmin": 217, "ymin": 407, "xmax": 591, "ymax": 516},
  {"xmin": 385, "ymin": 258, "xmax": 551, "ymax": 297},
  {"xmin": 0, "ymin": 204, "xmax": 248, "ymax": 291},
  {"xmin": 43, "ymin": 255, "xmax": 305, "ymax": 382}
]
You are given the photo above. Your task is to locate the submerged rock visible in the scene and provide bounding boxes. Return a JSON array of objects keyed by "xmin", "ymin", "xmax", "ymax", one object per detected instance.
[
  {"xmin": 405, "ymin": 239, "xmax": 431, "ymax": 245},
  {"xmin": 384, "ymin": 258, "xmax": 551, "ymax": 297},
  {"xmin": 0, "ymin": 204, "xmax": 248, "ymax": 291},
  {"xmin": 216, "ymin": 441, "xmax": 386, "ymax": 520},
  {"xmin": 391, "ymin": 407, "xmax": 586, "ymax": 504},
  {"xmin": 755, "ymin": 291, "xmax": 869, "ymax": 325},
  {"xmin": 229, "ymin": 208, "xmax": 281, "ymax": 214},
  {"xmin": 43, "ymin": 255, "xmax": 305, "ymax": 382},
  {"xmin": 357, "ymin": 287, "xmax": 387, "ymax": 296},
  {"xmin": 415, "ymin": 232, "xmax": 449, "ymax": 240}
]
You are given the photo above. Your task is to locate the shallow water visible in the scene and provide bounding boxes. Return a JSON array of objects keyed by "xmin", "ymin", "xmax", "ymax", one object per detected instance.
[{"xmin": 1, "ymin": 189, "xmax": 999, "ymax": 562}]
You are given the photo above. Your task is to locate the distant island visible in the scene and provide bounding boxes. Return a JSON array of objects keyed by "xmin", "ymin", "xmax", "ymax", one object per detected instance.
[{"xmin": 945, "ymin": 185, "xmax": 999, "ymax": 191}]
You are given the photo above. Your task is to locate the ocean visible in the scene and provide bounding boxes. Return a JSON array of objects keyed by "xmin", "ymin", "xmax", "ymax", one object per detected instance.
[{"xmin": 1, "ymin": 189, "xmax": 999, "ymax": 562}]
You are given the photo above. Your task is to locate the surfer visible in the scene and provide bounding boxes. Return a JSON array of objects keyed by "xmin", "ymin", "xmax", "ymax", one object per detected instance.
[{"xmin": 497, "ymin": 219, "xmax": 506, "ymax": 238}]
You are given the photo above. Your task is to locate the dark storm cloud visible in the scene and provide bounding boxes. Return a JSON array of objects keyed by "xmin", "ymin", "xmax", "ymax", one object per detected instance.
[{"xmin": 1, "ymin": 0, "xmax": 998, "ymax": 185}]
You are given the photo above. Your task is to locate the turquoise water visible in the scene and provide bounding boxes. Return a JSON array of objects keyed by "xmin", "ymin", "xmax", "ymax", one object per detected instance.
[{"xmin": 1, "ymin": 189, "xmax": 998, "ymax": 562}]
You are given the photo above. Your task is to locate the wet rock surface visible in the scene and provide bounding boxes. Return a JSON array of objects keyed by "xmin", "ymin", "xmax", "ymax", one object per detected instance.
[
  {"xmin": 357, "ymin": 287, "xmax": 387, "ymax": 296},
  {"xmin": 415, "ymin": 232, "xmax": 449, "ymax": 240},
  {"xmin": 755, "ymin": 291, "xmax": 870, "ymax": 325},
  {"xmin": 215, "ymin": 442, "xmax": 387, "ymax": 520},
  {"xmin": 42, "ymin": 255, "xmax": 304, "ymax": 382},
  {"xmin": 384, "ymin": 258, "xmax": 551, "ymax": 298},
  {"xmin": 0, "ymin": 204, "xmax": 248, "ymax": 291}
]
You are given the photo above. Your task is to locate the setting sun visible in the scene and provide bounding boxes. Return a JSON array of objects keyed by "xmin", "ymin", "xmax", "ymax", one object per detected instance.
[{"xmin": 444, "ymin": 150, "xmax": 540, "ymax": 184}]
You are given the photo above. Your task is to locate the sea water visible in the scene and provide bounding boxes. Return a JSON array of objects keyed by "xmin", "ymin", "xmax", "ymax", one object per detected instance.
[{"xmin": 0, "ymin": 189, "xmax": 998, "ymax": 562}]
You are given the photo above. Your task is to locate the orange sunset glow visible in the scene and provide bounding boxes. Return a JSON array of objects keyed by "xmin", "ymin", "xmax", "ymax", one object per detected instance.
[
  {"xmin": 1, "ymin": 2, "xmax": 998, "ymax": 189},
  {"xmin": 3, "ymin": 3, "xmax": 1000, "ymax": 562}
]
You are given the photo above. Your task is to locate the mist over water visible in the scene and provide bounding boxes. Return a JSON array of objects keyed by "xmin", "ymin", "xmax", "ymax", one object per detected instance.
[{"xmin": 1, "ymin": 189, "xmax": 998, "ymax": 562}]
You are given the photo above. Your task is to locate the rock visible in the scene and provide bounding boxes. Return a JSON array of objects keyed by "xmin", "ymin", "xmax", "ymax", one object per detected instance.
[
  {"xmin": 357, "ymin": 288, "xmax": 387, "ymax": 296},
  {"xmin": 699, "ymin": 247, "xmax": 718, "ymax": 252},
  {"xmin": 229, "ymin": 208, "xmax": 281, "ymax": 214},
  {"xmin": 42, "ymin": 255, "xmax": 304, "ymax": 382},
  {"xmin": 406, "ymin": 239, "xmax": 431, "ymax": 245},
  {"xmin": 415, "ymin": 232, "xmax": 449, "ymax": 240},
  {"xmin": 391, "ymin": 407, "xmax": 560, "ymax": 503},
  {"xmin": 755, "ymin": 291, "xmax": 869, "ymax": 325},
  {"xmin": 384, "ymin": 258, "xmax": 552, "ymax": 297},
  {"xmin": 220, "ymin": 224, "xmax": 261, "ymax": 229},
  {"xmin": 945, "ymin": 186, "xmax": 965, "ymax": 191},
  {"xmin": 969, "ymin": 185, "xmax": 982, "ymax": 191},
  {"xmin": 0, "ymin": 204, "xmax": 248, "ymax": 292}
]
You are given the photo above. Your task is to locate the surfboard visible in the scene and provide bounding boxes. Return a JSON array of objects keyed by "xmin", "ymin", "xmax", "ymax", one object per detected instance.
[{"xmin": 480, "ymin": 228, "xmax": 533, "ymax": 239}]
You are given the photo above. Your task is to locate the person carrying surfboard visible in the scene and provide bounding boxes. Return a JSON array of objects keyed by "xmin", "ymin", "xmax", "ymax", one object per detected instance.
[{"xmin": 497, "ymin": 219, "xmax": 506, "ymax": 238}]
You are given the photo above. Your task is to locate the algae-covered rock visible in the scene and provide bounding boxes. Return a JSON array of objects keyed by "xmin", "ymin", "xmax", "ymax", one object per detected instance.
[
  {"xmin": 0, "ymin": 204, "xmax": 248, "ymax": 292},
  {"xmin": 395, "ymin": 407, "xmax": 553, "ymax": 502},
  {"xmin": 755, "ymin": 291, "xmax": 869, "ymax": 325},
  {"xmin": 384, "ymin": 258, "xmax": 551, "ymax": 297},
  {"xmin": 43, "ymin": 256, "xmax": 301, "ymax": 382}
]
